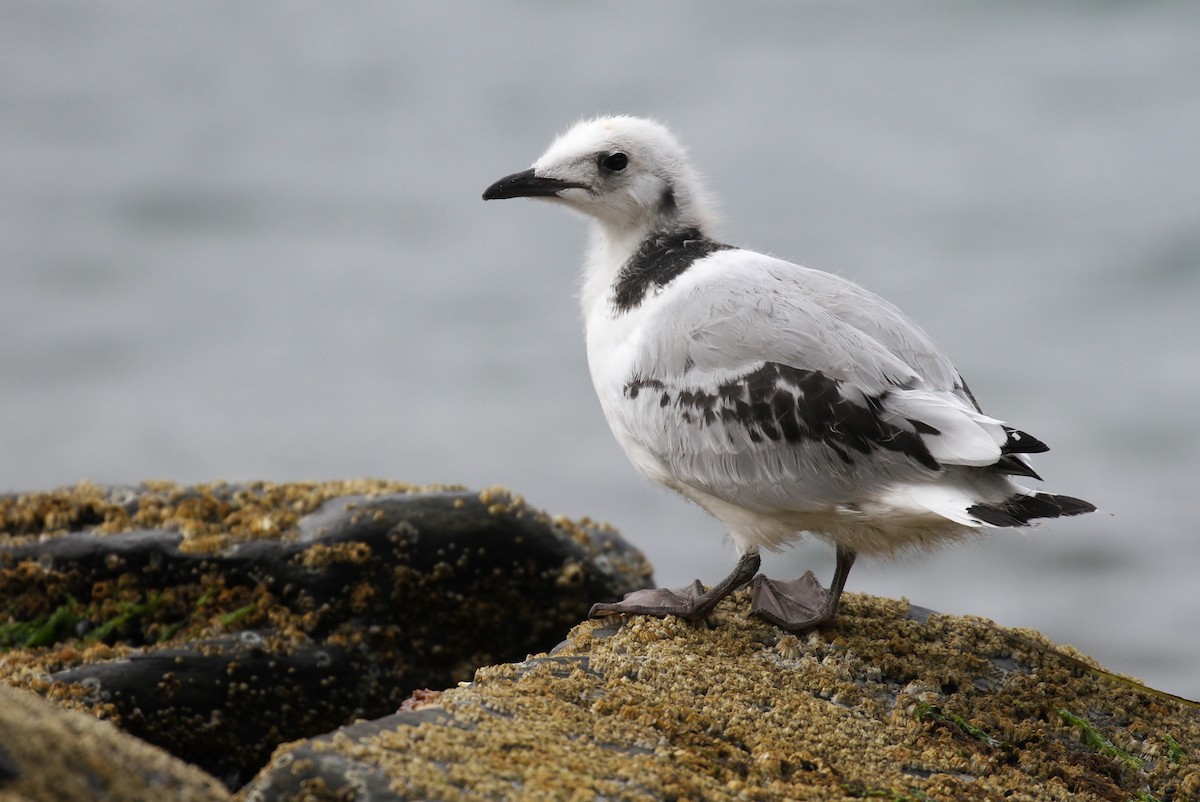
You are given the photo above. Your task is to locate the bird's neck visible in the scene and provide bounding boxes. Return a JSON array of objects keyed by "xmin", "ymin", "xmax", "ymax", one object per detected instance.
[{"xmin": 579, "ymin": 219, "xmax": 705, "ymax": 319}]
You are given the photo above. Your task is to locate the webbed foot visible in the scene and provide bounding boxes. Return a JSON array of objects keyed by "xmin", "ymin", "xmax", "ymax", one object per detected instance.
[
  {"xmin": 750, "ymin": 572, "xmax": 838, "ymax": 631},
  {"xmin": 589, "ymin": 580, "xmax": 712, "ymax": 620},
  {"xmin": 588, "ymin": 550, "xmax": 762, "ymax": 623},
  {"xmin": 748, "ymin": 546, "xmax": 858, "ymax": 633}
]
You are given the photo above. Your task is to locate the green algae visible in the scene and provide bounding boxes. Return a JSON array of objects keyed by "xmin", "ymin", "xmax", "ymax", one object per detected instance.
[
  {"xmin": 86, "ymin": 594, "xmax": 163, "ymax": 643},
  {"xmin": 1, "ymin": 599, "xmax": 80, "ymax": 649},
  {"xmin": 218, "ymin": 602, "xmax": 257, "ymax": 628},
  {"xmin": 913, "ymin": 701, "xmax": 1006, "ymax": 749},
  {"xmin": 26, "ymin": 601, "xmax": 81, "ymax": 647},
  {"xmin": 1, "ymin": 594, "xmax": 171, "ymax": 651},
  {"xmin": 1163, "ymin": 733, "xmax": 1184, "ymax": 764},
  {"xmin": 195, "ymin": 585, "xmax": 219, "ymax": 609},
  {"xmin": 155, "ymin": 620, "xmax": 185, "ymax": 643},
  {"xmin": 2, "ymin": 589, "xmax": 205, "ymax": 652},
  {"xmin": 1057, "ymin": 707, "xmax": 1144, "ymax": 771}
]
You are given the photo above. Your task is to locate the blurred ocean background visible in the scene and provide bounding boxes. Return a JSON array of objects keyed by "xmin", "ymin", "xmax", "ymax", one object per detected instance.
[{"xmin": 2, "ymin": 2, "xmax": 1197, "ymax": 698}]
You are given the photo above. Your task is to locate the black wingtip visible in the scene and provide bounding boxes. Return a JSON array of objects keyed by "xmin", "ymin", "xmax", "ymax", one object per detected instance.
[
  {"xmin": 1053, "ymin": 494, "xmax": 1097, "ymax": 517},
  {"xmin": 1002, "ymin": 426, "xmax": 1049, "ymax": 455},
  {"xmin": 993, "ymin": 454, "xmax": 1043, "ymax": 481},
  {"xmin": 968, "ymin": 492, "xmax": 1095, "ymax": 527}
]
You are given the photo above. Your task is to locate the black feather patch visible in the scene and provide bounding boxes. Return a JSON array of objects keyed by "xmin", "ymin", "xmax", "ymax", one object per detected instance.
[
  {"xmin": 624, "ymin": 376, "xmax": 665, "ymax": 400},
  {"xmin": 611, "ymin": 227, "xmax": 733, "ymax": 313},
  {"xmin": 1001, "ymin": 426, "xmax": 1049, "ymax": 455},
  {"xmin": 992, "ymin": 454, "xmax": 1043, "ymax": 480},
  {"xmin": 623, "ymin": 362, "xmax": 940, "ymax": 471},
  {"xmin": 968, "ymin": 492, "xmax": 1095, "ymax": 527}
]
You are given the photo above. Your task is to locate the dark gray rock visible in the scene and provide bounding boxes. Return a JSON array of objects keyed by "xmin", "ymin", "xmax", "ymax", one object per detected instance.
[{"xmin": 0, "ymin": 483, "xmax": 651, "ymax": 789}]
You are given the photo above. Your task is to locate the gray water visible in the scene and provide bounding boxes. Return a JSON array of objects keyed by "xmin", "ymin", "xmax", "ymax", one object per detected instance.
[{"xmin": 2, "ymin": 2, "xmax": 1198, "ymax": 699}]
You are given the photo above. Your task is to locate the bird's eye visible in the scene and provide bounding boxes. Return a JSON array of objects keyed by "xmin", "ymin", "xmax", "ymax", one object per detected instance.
[{"xmin": 600, "ymin": 152, "xmax": 629, "ymax": 172}]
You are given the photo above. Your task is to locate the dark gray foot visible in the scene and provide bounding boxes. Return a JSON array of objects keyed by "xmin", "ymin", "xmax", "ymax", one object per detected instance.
[
  {"xmin": 750, "ymin": 572, "xmax": 836, "ymax": 631},
  {"xmin": 588, "ymin": 550, "xmax": 762, "ymax": 623},
  {"xmin": 589, "ymin": 580, "xmax": 711, "ymax": 620},
  {"xmin": 749, "ymin": 546, "xmax": 858, "ymax": 633}
]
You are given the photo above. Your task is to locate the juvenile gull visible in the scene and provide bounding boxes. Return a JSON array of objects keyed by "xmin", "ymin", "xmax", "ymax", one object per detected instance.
[{"xmin": 483, "ymin": 116, "xmax": 1094, "ymax": 632}]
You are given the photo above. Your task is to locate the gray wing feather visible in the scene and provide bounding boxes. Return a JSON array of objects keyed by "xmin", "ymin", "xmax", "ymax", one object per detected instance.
[{"xmin": 610, "ymin": 250, "xmax": 1006, "ymax": 511}]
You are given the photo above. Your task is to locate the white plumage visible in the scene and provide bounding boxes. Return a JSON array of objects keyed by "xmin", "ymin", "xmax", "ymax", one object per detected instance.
[{"xmin": 484, "ymin": 115, "xmax": 1093, "ymax": 631}]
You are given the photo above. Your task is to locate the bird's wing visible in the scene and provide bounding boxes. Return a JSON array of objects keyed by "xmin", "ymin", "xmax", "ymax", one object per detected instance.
[{"xmin": 608, "ymin": 249, "xmax": 1012, "ymax": 512}]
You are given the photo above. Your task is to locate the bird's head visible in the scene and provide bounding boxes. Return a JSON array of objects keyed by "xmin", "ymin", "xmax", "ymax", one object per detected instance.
[{"xmin": 483, "ymin": 115, "xmax": 716, "ymax": 237}]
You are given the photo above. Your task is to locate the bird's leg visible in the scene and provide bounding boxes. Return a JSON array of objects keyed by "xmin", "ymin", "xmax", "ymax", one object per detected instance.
[
  {"xmin": 589, "ymin": 550, "xmax": 761, "ymax": 622},
  {"xmin": 750, "ymin": 547, "xmax": 857, "ymax": 632}
]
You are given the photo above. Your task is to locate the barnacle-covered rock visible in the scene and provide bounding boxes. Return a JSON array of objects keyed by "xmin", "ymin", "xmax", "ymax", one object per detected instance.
[
  {"xmin": 0, "ymin": 480, "xmax": 650, "ymax": 788},
  {"xmin": 243, "ymin": 590, "xmax": 1200, "ymax": 802}
]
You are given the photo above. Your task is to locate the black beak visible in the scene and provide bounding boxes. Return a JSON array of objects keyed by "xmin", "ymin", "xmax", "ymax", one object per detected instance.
[{"xmin": 482, "ymin": 168, "xmax": 586, "ymax": 201}]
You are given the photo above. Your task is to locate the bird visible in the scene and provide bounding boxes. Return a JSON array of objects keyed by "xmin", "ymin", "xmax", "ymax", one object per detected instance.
[{"xmin": 482, "ymin": 115, "xmax": 1094, "ymax": 632}]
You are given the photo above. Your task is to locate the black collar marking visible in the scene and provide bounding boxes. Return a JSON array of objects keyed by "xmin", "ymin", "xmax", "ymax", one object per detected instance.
[{"xmin": 611, "ymin": 227, "xmax": 733, "ymax": 313}]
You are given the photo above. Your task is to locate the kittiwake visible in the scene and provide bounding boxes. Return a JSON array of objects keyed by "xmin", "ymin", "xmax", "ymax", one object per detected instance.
[{"xmin": 482, "ymin": 115, "xmax": 1095, "ymax": 632}]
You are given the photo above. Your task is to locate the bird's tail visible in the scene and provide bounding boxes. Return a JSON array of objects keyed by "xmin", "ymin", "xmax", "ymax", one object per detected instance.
[
  {"xmin": 886, "ymin": 477, "xmax": 1094, "ymax": 529},
  {"xmin": 966, "ymin": 492, "xmax": 1095, "ymax": 528}
]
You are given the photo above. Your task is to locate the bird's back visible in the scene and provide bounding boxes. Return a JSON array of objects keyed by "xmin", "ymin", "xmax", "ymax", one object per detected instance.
[{"xmin": 586, "ymin": 241, "xmax": 1070, "ymax": 549}]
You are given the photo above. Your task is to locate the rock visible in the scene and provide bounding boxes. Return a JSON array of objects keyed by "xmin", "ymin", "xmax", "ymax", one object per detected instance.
[
  {"xmin": 0, "ymin": 682, "xmax": 229, "ymax": 802},
  {"xmin": 0, "ymin": 481, "xmax": 650, "ymax": 789},
  {"xmin": 241, "ymin": 590, "xmax": 1200, "ymax": 802}
]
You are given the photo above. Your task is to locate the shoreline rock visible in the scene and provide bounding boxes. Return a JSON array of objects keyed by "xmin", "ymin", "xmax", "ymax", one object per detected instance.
[
  {"xmin": 0, "ymin": 480, "xmax": 650, "ymax": 788},
  {"xmin": 242, "ymin": 589, "xmax": 1200, "ymax": 802},
  {"xmin": 4, "ymin": 480, "xmax": 1197, "ymax": 801},
  {"xmin": 0, "ymin": 682, "xmax": 230, "ymax": 802}
]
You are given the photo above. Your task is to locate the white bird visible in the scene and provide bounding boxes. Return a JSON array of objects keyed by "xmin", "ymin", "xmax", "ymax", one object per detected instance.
[{"xmin": 483, "ymin": 115, "xmax": 1094, "ymax": 631}]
